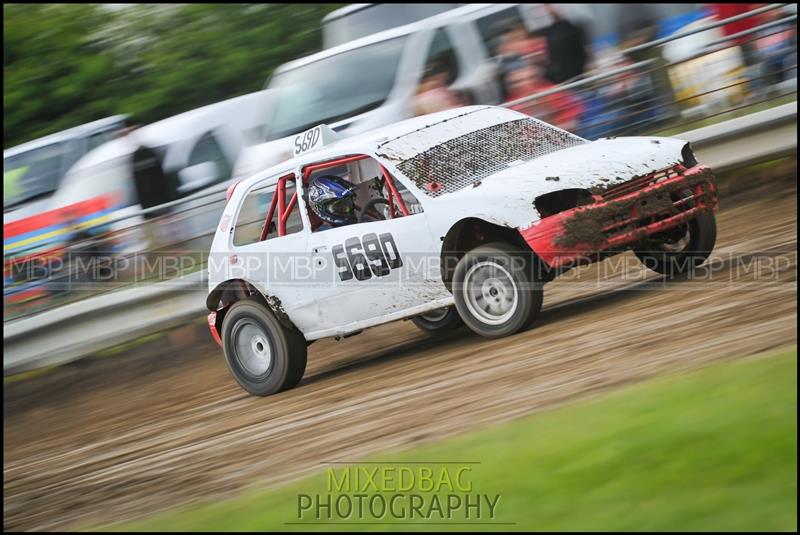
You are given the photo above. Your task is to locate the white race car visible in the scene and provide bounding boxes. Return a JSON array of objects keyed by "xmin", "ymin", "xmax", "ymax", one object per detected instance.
[{"xmin": 207, "ymin": 106, "xmax": 718, "ymax": 396}]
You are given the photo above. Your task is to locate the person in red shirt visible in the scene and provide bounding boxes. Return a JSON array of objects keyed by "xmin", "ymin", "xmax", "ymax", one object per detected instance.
[
  {"xmin": 712, "ymin": 3, "xmax": 760, "ymax": 64},
  {"xmin": 506, "ymin": 62, "xmax": 585, "ymax": 132}
]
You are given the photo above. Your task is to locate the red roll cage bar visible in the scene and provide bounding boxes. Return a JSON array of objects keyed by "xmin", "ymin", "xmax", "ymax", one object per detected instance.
[{"xmin": 259, "ymin": 154, "xmax": 410, "ymax": 241}]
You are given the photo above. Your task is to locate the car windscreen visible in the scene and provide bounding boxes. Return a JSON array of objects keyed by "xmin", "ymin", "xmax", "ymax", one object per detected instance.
[
  {"xmin": 265, "ymin": 36, "xmax": 408, "ymax": 141},
  {"xmin": 377, "ymin": 116, "xmax": 586, "ymax": 198},
  {"xmin": 3, "ymin": 142, "xmax": 66, "ymax": 209}
]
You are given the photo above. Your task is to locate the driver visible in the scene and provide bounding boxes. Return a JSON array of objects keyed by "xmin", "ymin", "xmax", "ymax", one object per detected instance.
[{"xmin": 307, "ymin": 175, "xmax": 359, "ymax": 231}]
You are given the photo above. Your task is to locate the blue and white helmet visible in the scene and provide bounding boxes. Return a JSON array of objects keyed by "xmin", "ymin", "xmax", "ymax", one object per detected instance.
[{"xmin": 308, "ymin": 175, "xmax": 358, "ymax": 226}]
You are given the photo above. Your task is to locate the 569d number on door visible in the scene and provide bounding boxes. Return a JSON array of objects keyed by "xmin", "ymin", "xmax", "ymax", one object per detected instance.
[{"xmin": 331, "ymin": 232, "xmax": 403, "ymax": 281}]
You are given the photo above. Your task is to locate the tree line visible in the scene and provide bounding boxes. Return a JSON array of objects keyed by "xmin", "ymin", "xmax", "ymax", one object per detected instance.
[{"xmin": 4, "ymin": 3, "xmax": 343, "ymax": 149}]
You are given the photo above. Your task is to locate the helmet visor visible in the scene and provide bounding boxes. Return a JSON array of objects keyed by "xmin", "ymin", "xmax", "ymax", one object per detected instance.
[{"xmin": 328, "ymin": 197, "xmax": 355, "ymax": 217}]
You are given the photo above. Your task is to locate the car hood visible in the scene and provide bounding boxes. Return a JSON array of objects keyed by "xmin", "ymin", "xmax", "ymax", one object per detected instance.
[
  {"xmin": 437, "ymin": 136, "xmax": 688, "ymax": 229},
  {"xmin": 482, "ymin": 136, "xmax": 687, "ymax": 194}
]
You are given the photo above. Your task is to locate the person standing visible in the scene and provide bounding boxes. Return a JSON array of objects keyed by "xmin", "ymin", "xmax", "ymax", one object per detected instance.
[
  {"xmin": 617, "ymin": 3, "xmax": 678, "ymax": 122},
  {"xmin": 536, "ymin": 4, "xmax": 589, "ymax": 84}
]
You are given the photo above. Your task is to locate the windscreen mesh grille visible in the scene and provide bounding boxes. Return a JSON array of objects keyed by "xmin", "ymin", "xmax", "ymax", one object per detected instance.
[{"xmin": 392, "ymin": 119, "xmax": 585, "ymax": 197}]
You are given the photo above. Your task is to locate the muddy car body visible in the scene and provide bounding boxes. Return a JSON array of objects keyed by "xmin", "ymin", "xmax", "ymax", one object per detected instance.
[{"xmin": 207, "ymin": 105, "xmax": 718, "ymax": 395}]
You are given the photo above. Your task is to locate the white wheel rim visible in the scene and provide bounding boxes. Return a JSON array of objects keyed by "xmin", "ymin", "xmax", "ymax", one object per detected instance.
[
  {"xmin": 233, "ymin": 319, "xmax": 272, "ymax": 377},
  {"xmin": 463, "ymin": 261, "xmax": 518, "ymax": 326}
]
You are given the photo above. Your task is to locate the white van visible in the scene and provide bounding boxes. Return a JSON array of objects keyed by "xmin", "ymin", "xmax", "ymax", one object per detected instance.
[
  {"xmin": 4, "ymin": 90, "xmax": 273, "ymax": 282},
  {"xmin": 4, "ymin": 116, "xmax": 129, "ymax": 222},
  {"xmin": 321, "ymin": 3, "xmax": 464, "ymax": 49},
  {"xmin": 233, "ymin": 4, "xmax": 552, "ymax": 180}
]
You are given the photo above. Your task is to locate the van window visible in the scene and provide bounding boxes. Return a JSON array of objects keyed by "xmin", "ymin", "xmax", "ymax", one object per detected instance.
[
  {"xmin": 424, "ymin": 29, "xmax": 460, "ymax": 84},
  {"xmin": 188, "ymin": 132, "xmax": 232, "ymax": 183},
  {"xmin": 87, "ymin": 130, "xmax": 115, "ymax": 152},
  {"xmin": 266, "ymin": 36, "xmax": 408, "ymax": 141},
  {"xmin": 322, "ymin": 4, "xmax": 461, "ymax": 48},
  {"xmin": 475, "ymin": 6, "xmax": 526, "ymax": 56},
  {"xmin": 3, "ymin": 143, "xmax": 66, "ymax": 209}
]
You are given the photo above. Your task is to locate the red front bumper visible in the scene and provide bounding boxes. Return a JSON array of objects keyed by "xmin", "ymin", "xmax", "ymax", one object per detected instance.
[
  {"xmin": 519, "ymin": 164, "xmax": 718, "ymax": 269},
  {"xmin": 208, "ymin": 311, "xmax": 222, "ymax": 347}
]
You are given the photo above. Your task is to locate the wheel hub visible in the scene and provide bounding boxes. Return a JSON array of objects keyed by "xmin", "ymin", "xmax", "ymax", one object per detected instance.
[
  {"xmin": 464, "ymin": 261, "xmax": 518, "ymax": 325},
  {"xmin": 233, "ymin": 320, "xmax": 272, "ymax": 377}
]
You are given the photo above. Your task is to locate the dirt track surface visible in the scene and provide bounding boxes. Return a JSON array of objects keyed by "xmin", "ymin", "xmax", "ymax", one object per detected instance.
[{"xmin": 4, "ymin": 185, "xmax": 797, "ymax": 531}]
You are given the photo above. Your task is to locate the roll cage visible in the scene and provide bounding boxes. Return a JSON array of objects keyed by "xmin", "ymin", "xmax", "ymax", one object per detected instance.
[{"xmin": 258, "ymin": 154, "xmax": 411, "ymax": 240}]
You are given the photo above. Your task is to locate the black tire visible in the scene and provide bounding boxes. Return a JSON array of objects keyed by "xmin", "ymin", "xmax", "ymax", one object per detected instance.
[
  {"xmin": 634, "ymin": 211, "xmax": 717, "ymax": 278},
  {"xmin": 221, "ymin": 298, "xmax": 307, "ymax": 396},
  {"xmin": 411, "ymin": 306, "xmax": 463, "ymax": 334},
  {"xmin": 452, "ymin": 242, "xmax": 543, "ymax": 339}
]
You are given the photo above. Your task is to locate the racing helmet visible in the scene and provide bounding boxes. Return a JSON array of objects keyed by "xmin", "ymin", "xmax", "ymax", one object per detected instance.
[{"xmin": 308, "ymin": 175, "xmax": 359, "ymax": 227}]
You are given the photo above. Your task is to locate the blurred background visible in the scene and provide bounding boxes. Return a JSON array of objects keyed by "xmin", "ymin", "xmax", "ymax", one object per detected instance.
[{"xmin": 3, "ymin": 4, "xmax": 797, "ymax": 531}]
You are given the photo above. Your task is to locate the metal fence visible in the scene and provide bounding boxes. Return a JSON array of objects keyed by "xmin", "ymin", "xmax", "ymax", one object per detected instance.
[{"xmin": 501, "ymin": 4, "xmax": 797, "ymax": 139}]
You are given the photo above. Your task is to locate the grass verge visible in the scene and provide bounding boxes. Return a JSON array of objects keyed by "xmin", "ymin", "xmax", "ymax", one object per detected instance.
[{"xmin": 109, "ymin": 348, "xmax": 797, "ymax": 532}]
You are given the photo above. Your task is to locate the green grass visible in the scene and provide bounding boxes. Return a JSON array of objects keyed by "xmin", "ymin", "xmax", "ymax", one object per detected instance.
[{"xmin": 107, "ymin": 348, "xmax": 797, "ymax": 531}]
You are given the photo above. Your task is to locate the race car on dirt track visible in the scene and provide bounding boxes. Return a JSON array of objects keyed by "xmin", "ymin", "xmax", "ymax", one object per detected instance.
[{"xmin": 207, "ymin": 105, "xmax": 718, "ymax": 396}]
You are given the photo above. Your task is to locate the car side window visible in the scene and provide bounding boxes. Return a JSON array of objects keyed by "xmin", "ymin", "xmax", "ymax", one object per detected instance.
[
  {"xmin": 282, "ymin": 181, "xmax": 304, "ymax": 235},
  {"xmin": 233, "ymin": 183, "xmax": 274, "ymax": 246},
  {"xmin": 189, "ymin": 132, "xmax": 233, "ymax": 184},
  {"xmin": 390, "ymin": 176, "xmax": 424, "ymax": 216},
  {"xmin": 304, "ymin": 155, "xmax": 423, "ymax": 233},
  {"xmin": 233, "ymin": 176, "xmax": 304, "ymax": 247}
]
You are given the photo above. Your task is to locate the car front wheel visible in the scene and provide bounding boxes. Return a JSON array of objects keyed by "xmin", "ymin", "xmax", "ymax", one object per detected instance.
[
  {"xmin": 221, "ymin": 298, "xmax": 307, "ymax": 396},
  {"xmin": 634, "ymin": 211, "xmax": 717, "ymax": 278},
  {"xmin": 452, "ymin": 242, "xmax": 543, "ymax": 339}
]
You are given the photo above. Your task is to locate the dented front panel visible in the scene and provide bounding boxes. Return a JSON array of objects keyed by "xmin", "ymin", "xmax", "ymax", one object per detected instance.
[{"xmin": 518, "ymin": 165, "xmax": 718, "ymax": 268}]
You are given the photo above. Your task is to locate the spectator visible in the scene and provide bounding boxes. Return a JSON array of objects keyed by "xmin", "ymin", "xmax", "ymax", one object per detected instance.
[
  {"xmin": 411, "ymin": 63, "xmax": 465, "ymax": 116},
  {"xmin": 712, "ymin": 3, "xmax": 760, "ymax": 66},
  {"xmin": 506, "ymin": 62, "xmax": 584, "ymax": 132},
  {"xmin": 752, "ymin": 6, "xmax": 797, "ymax": 90},
  {"xmin": 498, "ymin": 24, "xmax": 545, "ymax": 67},
  {"xmin": 617, "ymin": 3, "xmax": 678, "ymax": 121},
  {"xmin": 497, "ymin": 24, "xmax": 546, "ymax": 99},
  {"xmin": 536, "ymin": 4, "xmax": 589, "ymax": 84},
  {"xmin": 711, "ymin": 3, "xmax": 765, "ymax": 98}
]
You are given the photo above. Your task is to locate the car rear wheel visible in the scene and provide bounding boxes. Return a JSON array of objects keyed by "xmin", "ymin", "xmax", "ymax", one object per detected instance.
[
  {"xmin": 411, "ymin": 306, "xmax": 463, "ymax": 334},
  {"xmin": 634, "ymin": 211, "xmax": 717, "ymax": 278},
  {"xmin": 221, "ymin": 298, "xmax": 307, "ymax": 396},
  {"xmin": 452, "ymin": 242, "xmax": 543, "ymax": 339}
]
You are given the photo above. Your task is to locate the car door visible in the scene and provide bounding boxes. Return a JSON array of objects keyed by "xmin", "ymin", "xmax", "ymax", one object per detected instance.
[
  {"xmin": 229, "ymin": 173, "xmax": 321, "ymax": 334},
  {"xmin": 302, "ymin": 157, "xmax": 445, "ymax": 335}
]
